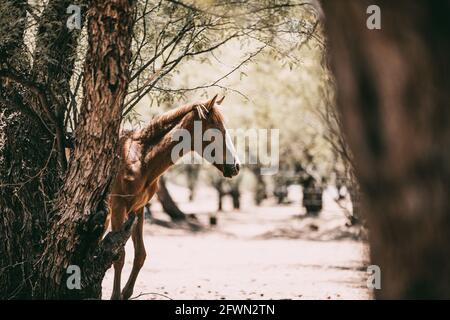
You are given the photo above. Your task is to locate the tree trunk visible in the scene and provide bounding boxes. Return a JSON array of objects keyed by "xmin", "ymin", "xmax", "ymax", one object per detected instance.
[
  {"xmin": 34, "ymin": 0, "xmax": 136, "ymax": 299},
  {"xmin": 301, "ymin": 176, "xmax": 323, "ymax": 216},
  {"xmin": 218, "ymin": 191, "xmax": 224, "ymax": 211},
  {"xmin": 322, "ymin": 0, "xmax": 450, "ymax": 298},
  {"xmin": 274, "ymin": 184, "xmax": 288, "ymax": 204},
  {"xmin": 212, "ymin": 179, "xmax": 224, "ymax": 212},
  {"xmin": 252, "ymin": 167, "xmax": 267, "ymax": 205},
  {"xmin": 157, "ymin": 176, "xmax": 187, "ymax": 221},
  {"xmin": 230, "ymin": 187, "xmax": 241, "ymax": 210},
  {"xmin": 0, "ymin": 0, "xmax": 92, "ymax": 299},
  {"xmin": 186, "ymin": 165, "xmax": 199, "ymax": 201},
  {"xmin": 347, "ymin": 178, "xmax": 362, "ymax": 225},
  {"xmin": 0, "ymin": 1, "xmax": 61, "ymax": 299}
]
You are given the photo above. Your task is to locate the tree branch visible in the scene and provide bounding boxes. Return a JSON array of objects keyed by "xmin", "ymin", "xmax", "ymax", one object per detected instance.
[{"xmin": 81, "ymin": 213, "xmax": 137, "ymax": 295}]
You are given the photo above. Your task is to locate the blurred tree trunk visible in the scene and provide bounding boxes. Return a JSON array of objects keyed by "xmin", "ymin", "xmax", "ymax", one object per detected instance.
[
  {"xmin": 301, "ymin": 175, "xmax": 323, "ymax": 216},
  {"xmin": 34, "ymin": 0, "xmax": 136, "ymax": 299},
  {"xmin": 347, "ymin": 177, "xmax": 362, "ymax": 225},
  {"xmin": 157, "ymin": 176, "xmax": 187, "ymax": 221},
  {"xmin": 274, "ymin": 177, "xmax": 289, "ymax": 204},
  {"xmin": 230, "ymin": 186, "xmax": 240, "ymax": 210},
  {"xmin": 211, "ymin": 179, "xmax": 224, "ymax": 211},
  {"xmin": 229, "ymin": 176, "xmax": 242, "ymax": 210},
  {"xmin": 322, "ymin": 0, "xmax": 450, "ymax": 298},
  {"xmin": 217, "ymin": 188, "xmax": 224, "ymax": 211},
  {"xmin": 186, "ymin": 165, "xmax": 200, "ymax": 201},
  {"xmin": 252, "ymin": 167, "xmax": 267, "ymax": 205},
  {"xmin": 295, "ymin": 162, "xmax": 323, "ymax": 216}
]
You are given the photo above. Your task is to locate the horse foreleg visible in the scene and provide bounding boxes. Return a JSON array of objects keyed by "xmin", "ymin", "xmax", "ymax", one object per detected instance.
[
  {"xmin": 110, "ymin": 206, "xmax": 127, "ymax": 300},
  {"xmin": 122, "ymin": 207, "xmax": 146, "ymax": 300}
]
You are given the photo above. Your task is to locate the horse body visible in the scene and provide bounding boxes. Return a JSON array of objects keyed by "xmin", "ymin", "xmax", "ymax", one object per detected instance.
[{"xmin": 107, "ymin": 95, "xmax": 239, "ymax": 299}]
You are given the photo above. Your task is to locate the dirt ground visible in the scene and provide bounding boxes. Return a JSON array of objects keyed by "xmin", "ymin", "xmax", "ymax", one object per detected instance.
[{"xmin": 102, "ymin": 183, "xmax": 372, "ymax": 300}]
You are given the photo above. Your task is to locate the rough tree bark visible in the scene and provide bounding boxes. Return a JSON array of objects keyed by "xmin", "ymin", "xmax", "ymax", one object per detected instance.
[
  {"xmin": 0, "ymin": 0, "xmax": 61, "ymax": 299},
  {"xmin": 34, "ymin": 0, "xmax": 136, "ymax": 299},
  {"xmin": 0, "ymin": 0, "xmax": 92, "ymax": 299},
  {"xmin": 322, "ymin": 0, "xmax": 450, "ymax": 298},
  {"xmin": 31, "ymin": 0, "xmax": 89, "ymax": 170}
]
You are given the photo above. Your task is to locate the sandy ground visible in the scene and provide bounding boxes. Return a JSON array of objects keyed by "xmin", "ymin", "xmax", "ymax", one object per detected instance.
[{"xmin": 102, "ymin": 183, "xmax": 372, "ymax": 300}]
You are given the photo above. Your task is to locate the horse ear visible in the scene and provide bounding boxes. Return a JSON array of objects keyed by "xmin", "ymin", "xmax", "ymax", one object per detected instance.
[
  {"xmin": 206, "ymin": 94, "xmax": 218, "ymax": 110},
  {"xmin": 217, "ymin": 95, "xmax": 225, "ymax": 105}
]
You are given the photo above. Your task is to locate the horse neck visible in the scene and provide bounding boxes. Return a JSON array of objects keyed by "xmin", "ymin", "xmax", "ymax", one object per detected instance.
[{"xmin": 142, "ymin": 111, "xmax": 199, "ymax": 182}]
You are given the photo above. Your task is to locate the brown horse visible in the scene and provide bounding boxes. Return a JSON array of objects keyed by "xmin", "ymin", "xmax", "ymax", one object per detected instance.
[{"xmin": 107, "ymin": 94, "xmax": 240, "ymax": 299}]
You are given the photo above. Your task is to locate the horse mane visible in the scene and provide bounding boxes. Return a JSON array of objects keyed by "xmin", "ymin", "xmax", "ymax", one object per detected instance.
[
  {"xmin": 136, "ymin": 102, "xmax": 197, "ymax": 146},
  {"xmin": 133, "ymin": 100, "xmax": 226, "ymax": 151}
]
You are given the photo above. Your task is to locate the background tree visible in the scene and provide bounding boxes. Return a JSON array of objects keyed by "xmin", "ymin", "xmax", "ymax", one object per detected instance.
[
  {"xmin": 156, "ymin": 176, "xmax": 188, "ymax": 221},
  {"xmin": 186, "ymin": 165, "xmax": 200, "ymax": 201},
  {"xmin": 207, "ymin": 172, "xmax": 243, "ymax": 211},
  {"xmin": 322, "ymin": 0, "xmax": 450, "ymax": 298}
]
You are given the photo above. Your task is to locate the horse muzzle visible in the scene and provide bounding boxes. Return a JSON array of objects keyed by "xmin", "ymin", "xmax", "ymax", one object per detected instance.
[{"xmin": 223, "ymin": 162, "xmax": 240, "ymax": 178}]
